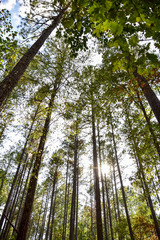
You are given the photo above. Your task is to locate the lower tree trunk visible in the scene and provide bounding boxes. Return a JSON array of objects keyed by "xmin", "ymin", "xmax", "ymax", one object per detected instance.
[
  {"xmin": 62, "ymin": 159, "xmax": 69, "ymax": 240},
  {"xmin": 38, "ymin": 190, "xmax": 50, "ymax": 240},
  {"xmin": 91, "ymin": 102, "xmax": 103, "ymax": 240},
  {"xmin": 16, "ymin": 91, "xmax": 56, "ymax": 240},
  {"xmin": 69, "ymin": 133, "xmax": 78, "ymax": 240},
  {"xmin": 127, "ymin": 115, "xmax": 160, "ymax": 239},
  {"xmin": 105, "ymin": 178, "xmax": 114, "ymax": 240},
  {"xmin": 0, "ymin": 105, "xmax": 39, "ymax": 234},
  {"xmin": 97, "ymin": 123, "xmax": 109, "ymax": 240},
  {"xmin": 75, "ymin": 160, "xmax": 79, "ymax": 240},
  {"xmin": 110, "ymin": 118, "xmax": 135, "ymax": 240},
  {"xmin": 49, "ymin": 187, "xmax": 57, "ymax": 240}
]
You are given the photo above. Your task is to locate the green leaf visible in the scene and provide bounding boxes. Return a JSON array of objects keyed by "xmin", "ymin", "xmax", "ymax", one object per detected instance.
[
  {"xmin": 62, "ymin": 18, "xmax": 74, "ymax": 28},
  {"xmin": 146, "ymin": 53, "xmax": 158, "ymax": 64},
  {"xmin": 105, "ymin": 1, "xmax": 112, "ymax": 11},
  {"xmin": 110, "ymin": 22, "xmax": 123, "ymax": 35}
]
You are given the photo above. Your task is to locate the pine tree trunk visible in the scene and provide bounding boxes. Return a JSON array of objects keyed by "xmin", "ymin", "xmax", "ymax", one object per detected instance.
[
  {"xmin": 34, "ymin": 191, "xmax": 45, "ymax": 240},
  {"xmin": 46, "ymin": 166, "xmax": 58, "ymax": 240},
  {"xmin": 16, "ymin": 90, "xmax": 56, "ymax": 240},
  {"xmin": 69, "ymin": 133, "xmax": 78, "ymax": 240},
  {"xmin": 105, "ymin": 178, "xmax": 114, "ymax": 240},
  {"xmin": 0, "ymin": 105, "xmax": 39, "ymax": 234},
  {"xmin": 2, "ymin": 154, "xmax": 28, "ymax": 240},
  {"xmin": 62, "ymin": 159, "xmax": 69, "ymax": 240},
  {"xmin": 0, "ymin": 3, "xmax": 70, "ymax": 109},
  {"xmin": 126, "ymin": 115, "xmax": 160, "ymax": 239},
  {"xmin": 112, "ymin": 162, "xmax": 122, "ymax": 240},
  {"xmin": 136, "ymin": 91, "xmax": 160, "ymax": 158},
  {"xmin": 90, "ymin": 168, "xmax": 95, "ymax": 239},
  {"xmin": 110, "ymin": 118, "xmax": 135, "ymax": 240},
  {"xmin": 97, "ymin": 124, "xmax": 109, "ymax": 240},
  {"xmin": 133, "ymin": 69, "xmax": 160, "ymax": 124},
  {"xmin": 38, "ymin": 190, "xmax": 50, "ymax": 240},
  {"xmin": 49, "ymin": 187, "xmax": 57, "ymax": 240},
  {"xmin": 75, "ymin": 160, "xmax": 79, "ymax": 240},
  {"xmin": 91, "ymin": 102, "xmax": 103, "ymax": 240}
]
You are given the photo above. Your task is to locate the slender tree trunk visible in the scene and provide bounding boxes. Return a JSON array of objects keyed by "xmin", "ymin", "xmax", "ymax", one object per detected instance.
[
  {"xmin": 0, "ymin": 156, "xmax": 12, "ymax": 193},
  {"xmin": 0, "ymin": 105, "xmax": 39, "ymax": 234},
  {"xmin": 97, "ymin": 123, "xmax": 109, "ymax": 240},
  {"xmin": 38, "ymin": 190, "xmax": 50, "ymax": 240},
  {"xmin": 126, "ymin": 114, "xmax": 160, "ymax": 239},
  {"xmin": 112, "ymin": 163, "xmax": 122, "ymax": 240},
  {"xmin": 2, "ymin": 154, "xmax": 28, "ymax": 240},
  {"xmin": 110, "ymin": 117, "xmax": 135, "ymax": 240},
  {"xmin": 16, "ymin": 90, "xmax": 56, "ymax": 240},
  {"xmin": 91, "ymin": 101, "xmax": 103, "ymax": 240},
  {"xmin": 133, "ymin": 69, "xmax": 160, "ymax": 124},
  {"xmin": 136, "ymin": 91, "xmax": 160, "ymax": 158},
  {"xmin": 62, "ymin": 159, "xmax": 69, "ymax": 240},
  {"xmin": 105, "ymin": 177, "xmax": 114, "ymax": 240},
  {"xmin": 14, "ymin": 155, "xmax": 34, "ymax": 232},
  {"xmin": 0, "ymin": 3, "xmax": 70, "ymax": 109},
  {"xmin": 34, "ymin": 191, "xmax": 45, "ymax": 240},
  {"xmin": 90, "ymin": 167, "xmax": 95, "ymax": 239},
  {"xmin": 69, "ymin": 133, "xmax": 78, "ymax": 240},
  {"xmin": 49, "ymin": 187, "xmax": 57, "ymax": 240},
  {"xmin": 75, "ymin": 159, "xmax": 79, "ymax": 240},
  {"xmin": 46, "ymin": 166, "xmax": 58, "ymax": 240}
]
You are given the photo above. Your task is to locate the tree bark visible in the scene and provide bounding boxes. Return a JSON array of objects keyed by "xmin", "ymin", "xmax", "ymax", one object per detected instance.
[
  {"xmin": 62, "ymin": 159, "xmax": 69, "ymax": 240},
  {"xmin": 105, "ymin": 178, "xmax": 114, "ymax": 240},
  {"xmin": 136, "ymin": 91, "xmax": 160, "ymax": 159},
  {"xmin": 75, "ymin": 160, "xmax": 79, "ymax": 240},
  {"xmin": 97, "ymin": 123, "xmax": 109, "ymax": 240},
  {"xmin": 38, "ymin": 190, "xmax": 50, "ymax": 240},
  {"xmin": 110, "ymin": 117, "xmax": 135, "ymax": 240},
  {"xmin": 126, "ymin": 114, "xmax": 160, "ymax": 239},
  {"xmin": 46, "ymin": 166, "xmax": 58, "ymax": 240},
  {"xmin": 16, "ymin": 90, "xmax": 56, "ymax": 240},
  {"xmin": 0, "ymin": 3, "xmax": 70, "ymax": 109},
  {"xmin": 91, "ymin": 102, "xmax": 103, "ymax": 240},
  {"xmin": 69, "ymin": 133, "xmax": 78, "ymax": 240},
  {"xmin": 133, "ymin": 69, "xmax": 160, "ymax": 124},
  {"xmin": 0, "ymin": 103, "xmax": 39, "ymax": 235}
]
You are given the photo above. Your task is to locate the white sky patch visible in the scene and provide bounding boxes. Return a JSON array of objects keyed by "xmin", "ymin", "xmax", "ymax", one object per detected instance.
[
  {"xmin": 91, "ymin": 52, "xmax": 102, "ymax": 66},
  {"xmin": 0, "ymin": 0, "xmax": 16, "ymax": 10},
  {"xmin": 19, "ymin": 0, "xmax": 30, "ymax": 18},
  {"xmin": 12, "ymin": 12, "xmax": 20, "ymax": 25}
]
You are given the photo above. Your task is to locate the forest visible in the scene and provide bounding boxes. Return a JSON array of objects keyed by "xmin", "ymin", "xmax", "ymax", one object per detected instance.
[{"xmin": 0, "ymin": 0, "xmax": 160, "ymax": 239}]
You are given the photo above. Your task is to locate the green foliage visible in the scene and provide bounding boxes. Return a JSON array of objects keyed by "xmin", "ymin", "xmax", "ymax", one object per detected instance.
[{"xmin": 0, "ymin": 9, "xmax": 18, "ymax": 72}]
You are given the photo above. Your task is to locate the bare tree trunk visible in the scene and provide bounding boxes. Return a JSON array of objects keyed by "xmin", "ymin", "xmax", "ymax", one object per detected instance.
[
  {"xmin": 0, "ymin": 105, "xmax": 39, "ymax": 234},
  {"xmin": 110, "ymin": 117, "xmax": 135, "ymax": 240},
  {"xmin": 49, "ymin": 186, "xmax": 57, "ymax": 240},
  {"xmin": 69, "ymin": 133, "xmax": 78, "ymax": 240},
  {"xmin": 112, "ymin": 163, "xmax": 122, "ymax": 240},
  {"xmin": 97, "ymin": 123, "xmax": 109, "ymax": 240},
  {"xmin": 38, "ymin": 190, "xmax": 50, "ymax": 240},
  {"xmin": 91, "ymin": 101, "xmax": 103, "ymax": 240},
  {"xmin": 105, "ymin": 177, "xmax": 114, "ymax": 240},
  {"xmin": 46, "ymin": 166, "xmax": 58, "ymax": 240},
  {"xmin": 126, "ymin": 114, "xmax": 160, "ymax": 239},
  {"xmin": 75, "ymin": 159, "xmax": 79, "ymax": 240},
  {"xmin": 62, "ymin": 159, "xmax": 69, "ymax": 240},
  {"xmin": 16, "ymin": 89, "xmax": 56, "ymax": 240}
]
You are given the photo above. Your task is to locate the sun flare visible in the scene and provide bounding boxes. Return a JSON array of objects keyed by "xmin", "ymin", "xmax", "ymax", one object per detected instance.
[{"xmin": 101, "ymin": 163, "xmax": 110, "ymax": 176}]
